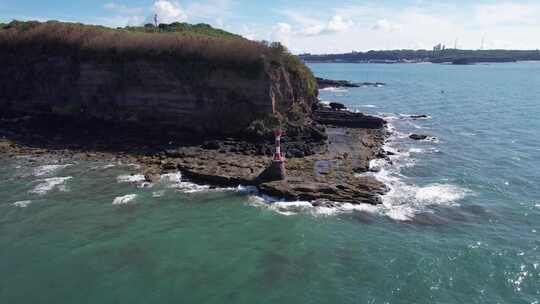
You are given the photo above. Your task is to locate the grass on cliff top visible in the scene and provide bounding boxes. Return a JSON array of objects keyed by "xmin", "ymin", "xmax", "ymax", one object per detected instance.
[
  {"xmin": 0, "ymin": 20, "xmax": 314, "ymax": 80},
  {"xmin": 0, "ymin": 20, "xmax": 262, "ymax": 66},
  {"xmin": 0, "ymin": 20, "xmax": 318, "ymax": 114}
]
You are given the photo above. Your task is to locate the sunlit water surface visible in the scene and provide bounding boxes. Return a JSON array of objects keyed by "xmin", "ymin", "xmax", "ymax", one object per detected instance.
[{"xmin": 1, "ymin": 62, "xmax": 539, "ymax": 303}]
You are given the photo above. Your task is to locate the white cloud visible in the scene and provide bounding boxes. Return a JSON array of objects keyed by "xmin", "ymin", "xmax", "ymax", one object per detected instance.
[
  {"xmin": 104, "ymin": 3, "xmax": 144, "ymax": 15},
  {"xmin": 371, "ymin": 19, "xmax": 401, "ymax": 32},
  {"xmin": 299, "ymin": 15, "xmax": 353, "ymax": 36},
  {"xmin": 271, "ymin": 22, "xmax": 292, "ymax": 47},
  {"xmin": 151, "ymin": 1, "xmax": 187, "ymax": 24},
  {"xmin": 475, "ymin": 3, "xmax": 540, "ymax": 26},
  {"xmin": 327, "ymin": 15, "xmax": 353, "ymax": 32},
  {"xmin": 265, "ymin": 3, "xmax": 540, "ymax": 53}
]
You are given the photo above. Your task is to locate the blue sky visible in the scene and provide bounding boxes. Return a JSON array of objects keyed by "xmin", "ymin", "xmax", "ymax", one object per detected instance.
[{"xmin": 1, "ymin": 0, "xmax": 539, "ymax": 53}]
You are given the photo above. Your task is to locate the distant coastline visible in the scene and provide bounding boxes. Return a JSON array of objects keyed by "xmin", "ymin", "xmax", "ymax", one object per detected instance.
[{"xmin": 299, "ymin": 49, "xmax": 540, "ymax": 65}]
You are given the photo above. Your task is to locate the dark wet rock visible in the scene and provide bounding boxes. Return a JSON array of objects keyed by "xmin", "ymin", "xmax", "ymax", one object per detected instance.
[
  {"xmin": 202, "ymin": 140, "xmax": 221, "ymax": 150},
  {"xmin": 409, "ymin": 114, "xmax": 430, "ymax": 119},
  {"xmin": 353, "ymin": 166, "xmax": 369, "ymax": 174},
  {"xmin": 160, "ymin": 161, "xmax": 178, "ymax": 171},
  {"xmin": 314, "ymin": 109, "xmax": 386, "ymax": 129},
  {"xmin": 316, "ymin": 77, "xmax": 386, "ymax": 89},
  {"xmin": 316, "ymin": 77, "xmax": 361, "ymax": 89},
  {"xmin": 409, "ymin": 134, "xmax": 429, "ymax": 140},
  {"xmin": 360, "ymin": 82, "xmax": 386, "ymax": 87},
  {"xmin": 256, "ymin": 161, "xmax": 286, "ymax": 183},
  {"xmin": 329, "ymin": 102, "xmax": 347, "ymax": 111}
]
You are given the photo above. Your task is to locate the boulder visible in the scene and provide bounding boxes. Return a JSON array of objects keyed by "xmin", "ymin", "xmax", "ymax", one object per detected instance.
[
  {"xmin": 329, "ymin": 102, "xmax": 347, "ymax": 111},
  {"xmin": 409, "ymin": 134, "xmax": 428, "ymax": 140}
]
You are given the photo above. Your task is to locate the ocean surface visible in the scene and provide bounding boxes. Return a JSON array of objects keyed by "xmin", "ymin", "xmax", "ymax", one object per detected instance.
[{"xmin": 1, "ymin": 62, "xmax": 539, "ymax": 303}]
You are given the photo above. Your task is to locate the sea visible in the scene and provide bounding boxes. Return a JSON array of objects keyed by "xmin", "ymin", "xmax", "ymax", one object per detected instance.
[{"xmin": 1, "ymin": 62, "xmax": 539, "ymax": 303}]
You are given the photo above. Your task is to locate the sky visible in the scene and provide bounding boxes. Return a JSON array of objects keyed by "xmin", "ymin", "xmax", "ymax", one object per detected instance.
[{"xmin": 1, "ymin": 0, "xmax": 539, "ymax": 54}]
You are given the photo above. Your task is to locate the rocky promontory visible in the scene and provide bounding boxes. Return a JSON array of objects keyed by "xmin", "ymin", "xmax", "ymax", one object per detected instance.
[{"xmin": 0, "ymin": 21, "xmax": 390, "ymax": 206}]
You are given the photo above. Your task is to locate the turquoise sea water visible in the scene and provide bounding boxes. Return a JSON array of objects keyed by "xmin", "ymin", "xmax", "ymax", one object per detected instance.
[{"xmin": 1, "ymin": 62, "xmax": 540, "ymax": 303}]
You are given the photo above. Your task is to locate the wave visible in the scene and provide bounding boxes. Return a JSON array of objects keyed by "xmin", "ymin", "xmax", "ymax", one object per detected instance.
[
  {"xmin": 113, "ymin": 194, "xmax": 137, "ymax": 205},
  {"xmin": 117, "ymin": 174, "xmax": 146, "ymax": 183},
  {"xmin": 247, "ymin": 120, "xmax": 470, "ymax": 221},
  {"xmin": 152, "ymin": 190, "xmax": 166, "ymax": 198},
  {"xmin": 160, "ymin": 171, "xmax": 237, "ymax": 194},
  {"xmin": 368, "ymin": 122, "xmax": 470, "ymax": 221},
  {"xmin": 247, "ymin": 194, "xmax": 379, "ymax": 217},
  {"xmin": 12, "ymin": 200, "xmax": 32, "ymax": 208},
  {"xmin": 320, "ymin": 87, "xmax": 349, "ymax": 93},
  {"xmin": 33, "ymin": 164, "xmax": 73, "ymax": 177},
  {"xmin": 90, "ymin": 163, "xmax": 116, "ymax": 171},
  {"xmin": 30, "ymin": 177, "xmax": 72, "ymax": 195}
]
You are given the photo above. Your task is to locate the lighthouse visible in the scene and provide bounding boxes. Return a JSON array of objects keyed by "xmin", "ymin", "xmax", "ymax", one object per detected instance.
[
  {"xmin": 273, "ymin": 129, "xmax": 284, "ymax": 162},
  {"xmin": 256, "ymin": 129, "xmax": 287, "ymax": 182}
]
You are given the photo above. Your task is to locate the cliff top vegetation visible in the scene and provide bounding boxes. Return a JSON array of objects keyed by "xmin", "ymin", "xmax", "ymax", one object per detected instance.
[{"xmin": 0, "ymin": 20, "xmax": 315, "ymax": 98}]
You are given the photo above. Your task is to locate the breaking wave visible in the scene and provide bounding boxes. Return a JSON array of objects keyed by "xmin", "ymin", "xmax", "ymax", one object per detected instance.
[
  {"xmin": 320, "ymin": 87, "xmax": 349, "ymax": 93},
  {"xmin": 33, "ymin": 164, "xmax": 73, "ymax": 177},
  {"xmin": 113, "ymin": 194, "xmax": 137, "ymax": 205},
  {"xmin": 13, "ymin": 200, "xmax": 32, "ymax": 208},
  {"xmin": 160, "ymin": 172, "xmax": 241, "ymax": 194},
  {"xmin": 247, "ymin": 119, "xmax": 470, "ymax": 221},
  {"xmin": 117, "ymin": 174, "xmax": 146, "ymax": 183},
  {"xmin": 30, "ymin": 177, "xmax": 72, "ymax": 195},
  {"xmin": 248, "ymin": 195, "xmax": 379, "ymax": 217}
]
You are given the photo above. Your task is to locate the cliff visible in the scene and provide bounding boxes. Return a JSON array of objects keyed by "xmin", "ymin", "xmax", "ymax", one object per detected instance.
[{"xmin": 0, "ymin": 21, "xmax": 317, "ymax": 139}]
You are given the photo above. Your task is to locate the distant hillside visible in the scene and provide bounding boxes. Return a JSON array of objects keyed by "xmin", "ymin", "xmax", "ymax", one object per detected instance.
[{"xmin": 300, "ymin": 49, "xmax": 540, "ymax": 64}]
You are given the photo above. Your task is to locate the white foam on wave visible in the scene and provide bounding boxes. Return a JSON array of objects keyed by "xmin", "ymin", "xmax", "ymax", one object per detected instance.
[
  {"xmin": 90, "ymin": 163, "xmax": 116, "ymax": 170},
  {"xmin": 160, "ymin": 171, "xmax": 238, "ymax": 194},
  {"xmin": 30, "ymin": 177, "xmax": 72, "ymax": 195},
  {"xmin": 367, "ymin": 121, "xmax": 471, "ymax": 221},
  {"xmin": 248, "ymin": 119, "xmax": 469, "ymax": 221},
  {"xmin": 152, "ymin": 190, "xmax": 166, "ymax": 198},
  {"xmin": 113, "ymin": 194, "xmax": 137, "ymax": 205},
  {"xmin": 320, "ymin": 87, "xmax": 348, "ymax": 93},
  {"xmin": 33, "ymin": 164, "xmax": 73, "ymax": 177},
  {"xmin": 13, "ymin": 200, "xmax": 32, "ymax": 208},
  {"xmin": 160, "ymin": 172, "xmax": 209, "ymax": 193},
  {"xmin": 409, "ymin": 148, "xmax": 425, "ymax": 154},
  {"xmin": 247, "ymin": 194, "xmax": 379, "ymax": 217},
  {"xmin": 117, "ymin": 174, "xmax": 146, "ymax": 183}
]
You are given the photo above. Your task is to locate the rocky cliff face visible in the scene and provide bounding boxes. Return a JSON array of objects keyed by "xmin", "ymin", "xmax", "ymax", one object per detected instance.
[{"xmin": 0, "ymin": 54, "xmax": 316, "ymax": 137}]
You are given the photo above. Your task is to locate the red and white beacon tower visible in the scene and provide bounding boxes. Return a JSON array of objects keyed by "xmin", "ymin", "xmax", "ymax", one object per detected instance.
[
  {"xmin": 257, "ymin": 129, "xmax": 286, "ymax": 181},
  {"xmin": 273, "ymin": 129, "xmax": 285, "ymax": 162}
]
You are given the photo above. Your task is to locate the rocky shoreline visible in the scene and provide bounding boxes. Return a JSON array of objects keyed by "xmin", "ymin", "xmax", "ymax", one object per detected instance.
[
  {"xmin": 0, "ymin": 110, "xmax": 390, "ymax": 205},
  {"xmin": 316, "ymin": 77, "xmax": 386, "ymax": 89}
]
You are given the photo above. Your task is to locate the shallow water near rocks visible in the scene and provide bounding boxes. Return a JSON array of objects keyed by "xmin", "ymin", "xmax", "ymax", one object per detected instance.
[{"xmin": 1, "ymin": 62, "xmax": 540, "ymax": 303}]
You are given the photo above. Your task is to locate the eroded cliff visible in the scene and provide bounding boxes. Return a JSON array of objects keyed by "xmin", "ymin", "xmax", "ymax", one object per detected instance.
[{"xmin": 0, "ymin": 21, "xmax": 317, "ymax": 138}]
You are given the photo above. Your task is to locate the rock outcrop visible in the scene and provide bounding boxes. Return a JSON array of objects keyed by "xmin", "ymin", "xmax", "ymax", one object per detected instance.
[
  {"xmin": 314, "ymin": 109, "xmax": 386, "ymax": 129},
  {"xmin": 0, "ymin": 57, "xmax": 315, "ymax": 137},
  {"xmin": 316, "ymin": 77, "xmax": 386, "ymax": 89},
  {"xmin": 0, "ymin": 21, "xmax": 317, "ymax": 139}
]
